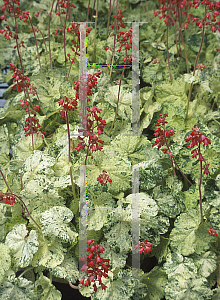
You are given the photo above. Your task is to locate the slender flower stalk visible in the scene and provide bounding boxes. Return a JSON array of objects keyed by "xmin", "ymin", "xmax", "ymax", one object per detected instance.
[
  {"xmin": 48, "ymin": 0, "xmax": 56, "ymax": 70},
  {"xmin": 152, "ymin": 113, "xmax": 193, "ymax": 186},
  {"xmin": 28, "ymin": 15, "xmax": 44, "ymax": 81},
  {"xmin": 185, "ymin": 126, "xmax": 211, "ymax": 222}
]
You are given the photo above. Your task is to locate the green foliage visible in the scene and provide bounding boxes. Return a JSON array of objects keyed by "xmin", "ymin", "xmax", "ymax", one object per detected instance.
[
  {"xmin": 0, "ymin": 270, "xmax": 37, "ymax": 299},
  {"xmin": 163, "ymin": 252, "xmax": 215, "ymax": 299}
]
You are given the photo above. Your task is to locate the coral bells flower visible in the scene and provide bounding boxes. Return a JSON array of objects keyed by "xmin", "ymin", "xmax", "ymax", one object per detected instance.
[
  {"xmin": 196, "ymin": 64, "xmax": 205, "ymax": 71},
  {"xmin": 79, "ymin": 239, "xmax": 111, "ymax": 292},
  {"xmin": 207, "ymin": 227, "xmax": 218, "ymax": 236},
  {"xmin": 97, "ymin": 170, "xmax": 112, "ymax": 192},
  {"xmin": 134, "ymin": 239, "xmax": 153, "ymax": 255},
  {"xmin": 185, "ymin": 126, "xmax": 211, "ymax": 175},
  {"xmin": 0, "ymin": 192, "xmax": 16, "ymax": 205},
  {"xmin": 152, "ymin": 113, "xmax": 175, "ymax": 157},
  {"xmin": 9, "ymin": 63, "xmax": 30, "ymax": 92},
  {"xmin": 75, "ymin": 106, "xmax": 106, "ymax": 157},
  {"xmin": 58, "ymin": 96, "xmax": 78, "ymax": 118},
  {"xmin": 24, "ymin": 114, "xmax": 46, "ymax": 139}
]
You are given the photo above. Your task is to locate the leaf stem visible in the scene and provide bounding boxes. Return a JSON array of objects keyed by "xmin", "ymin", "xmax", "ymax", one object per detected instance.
[
  {"xmin": 17, "ymin": 266, "xmax": 34, "ymax": 279},
  {"xmin": 108, "ymin": 63, "xmax": 126, "ymax": 136},
  {"xmin": 28, "ymin": 16, "xmax": 44, "ymax": 81},
  {"xmin": 7, "ymin": 192, "xmax": 41, "ymax": 230},
  {"xmin": 48, "ymin": 0, "xmax": 56, "ymax": 70},
  {"xmin": 66, "ymin": 112, "xmax": 71, "ymax": 162},
  {"xmin": 198, "ymin": 145, "xmax": 203, "ymax": 223},
  {"xmin": 185, "ymin": 8, "xmax": 207, "ymax": 121},
  {"xmin": 0, "ymin": 169, "xmax": 12, "ymax": 193}
]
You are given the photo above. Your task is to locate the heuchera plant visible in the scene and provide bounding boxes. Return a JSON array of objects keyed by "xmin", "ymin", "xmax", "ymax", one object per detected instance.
[
  {"xmin": 153, "ymin": 113, "xmax": 211, "ymax": 222},
  {"xmin": 58, "ymin": 70, "xmax": 106, "ymax": 164}
]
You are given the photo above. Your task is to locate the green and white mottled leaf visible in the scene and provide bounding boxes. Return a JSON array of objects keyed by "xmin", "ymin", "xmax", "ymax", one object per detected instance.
[
  {"xmin": 138, "ymin": 160, "xmax": 165, "ymax": 190},
  {"xmin": 40, "ymin": 206, "xmax": 77, "ymax": 243},
  {"xmin": 97, "ymin": 241, "xmax": 127, "ymax": 271},
  {"xmin": 31, "ymin": 237, "xmax": 65, "ymax": 269},
  {"xmin": 183, "ymin": 184, "xmax": 204, "ymax": 212},
  {"xmin": 0, "ymin": 270, "xmax": 37, "ymax": 300},
  {"xmin": 5, "ymin": 224, "xmax": 39, "ymax": 268},
  {"xmin": 0, "ymin": 243, "xmax": 11, "ymax": 284},
  {"xmin": 164, "ymin": 253, "xmax": 213, "ymax": 299},
  {"xmin": 143, "ymin": 266, "xmax": 167, "ymax": 300},
  {"xmin": 35, "ymin": 273, "xmax": 62, "ymax": 300},
  {"xmin": 104, "ymin": 221, "xmax": 131, "ymax": 253},
  {"xmin": 170, "ymin": 208, "xmax": 211, "ymax": 256},
  {"xmin": 20, "ymin": 150, "xmax": 55, "ymax": 183},
  {"xmin": 192, "ymin": 251, "xmax": 217, "ymax": 278},
  {"xmin": 87, "ymin": 207, "xmax": 109, "ymax": 231},
  {"xmin": 49, "ymin": 252, "xmax": 79, "ymax": 283},
  {"xmin": 165, "ymin": 276, "xmax": 213, "ymax": 300}
]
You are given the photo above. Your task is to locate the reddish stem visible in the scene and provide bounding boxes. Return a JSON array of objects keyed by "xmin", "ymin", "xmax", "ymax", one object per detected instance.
[
  {"xmin": 66, "ymin": 112, "xmax": 71, "ymax": 162},
  {"xmin": 48, "ymin": 0, "xmax": 56, "ymax": 70},
  {"xmin": 198, "ymin": 145, "xmax": 203, "ymax": 223},
  {"xmin": 0, "ymin": 169, "xmax": 12, "ymax": 193},
  {"xmin": 84, "ymin": 146, "xmax": 90, "ymax": 166},
  {"xmin": 108, "ymin": 62, "xmax": 126, "ymax": 136},
  {"xmin": 63, "ymin": 11, "xmax": 68, "ymax": 80},
  {"xmin": 0, "ymin": 170, "xmax": 41, "ymax": 230},
  {"xmin": 8, "ymin": 192, "xmax": 41, "ymax": 230},
  {"xmin": 185, "ymin": 15, "xmax": 206, "ymax": 121},
  {"xmin": 13, "ymin": 4, "xmax": 34, "ymax": 150},
  {"xmin": 28, "ymin": 16, "xmax": 44, "ymax": 81}
]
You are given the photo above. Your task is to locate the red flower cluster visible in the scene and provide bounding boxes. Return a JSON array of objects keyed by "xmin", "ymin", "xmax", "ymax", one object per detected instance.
[
  {"xmin": 134, "ymin": 239, "xmax": 153, "ymax": 255},
  {"xmin": 111, "ymin": 9, "xmax": 125, "ymax": 29},
  {"xmin": 185, "ymin": 126, "xmax": 211, "ymax": 175},
  {"xmin": 0, "ymin": 25, "xmax": 13, "ymax": 40},
  {"xmin": 116, "ymin": 28, "xmax": 133, "ymax": 62},
  {"xmin": 208, "ymin": 227, "xmax": 218, "ymax": 236},
  {"xmin": 97, "ymin": 170, "xmax": 112, "ymax": 186},
  {"xmin": 106, "ymin": 8, "xmax": 133, "ymax": 63},
  {"xmin": 9, "ymin": 63, "xmax": 45, "ymax": 138},
  {"xmin": 75, "ymin": 106, "xmax": 106, "ymax": 153},
  {"xmin": 58, "ymin": 71, "xmax": 102, "ymax": 119},
  {"xmin": 196, "ymin": 64, "xmax": 205, "ymax": 71},
  {"xmin": 24, "ymin": 114, "xmax": 45, "ymax": 138},
  {"xmin": 154, "ymin": 0, "xmax": 220, "ymax": 33},
  {"xmin": 66, "ymin": 22, "xmax": 91, "ymax": 64},
  {"xmin": 97, "ymin": 170, "xmax": 112, "ymax": 192},
  {"xmin": 58, "ymin": 70, "xmax": 104, "ymax": 164},
  {"xmin": 9, "ymin": 62, "xmax": 30, "ymax": 92},
  {"xmin": 1, "ymin": 0, "xmax": 29, "ymax": 23},
  {"xmin": 74, "ymin": 71, "xmax": 101, "ymax": 103},
  {"xmin": 58, "ymin": 96, "xmax": 78, "ymax": 119},
  {"xmin": 152, "ymin": 113, "xmax": 175, "ymax": 158},
  {"xmin": 56, "ymin": 0, "xmax": 76, "ymax": 16},
  {"xmin": 79, "ymin": 239, "xmax": 111, "ymax": 292},
  {"xmin": 0, "ymin": 192, "xmax": 16, "ymax": 205}
]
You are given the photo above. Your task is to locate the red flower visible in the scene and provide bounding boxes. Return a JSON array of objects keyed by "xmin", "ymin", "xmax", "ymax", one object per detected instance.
[
  {"xmin": 79, "ymin": 239, "xmax": 111, "ymax": 292},
  {"xmin": 134, "ymin": 239, "xmax": 153, "ymax": 255},
  {"xmin": 208, "ymin": 227, "xmax": 218, "ymax": 236}
]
